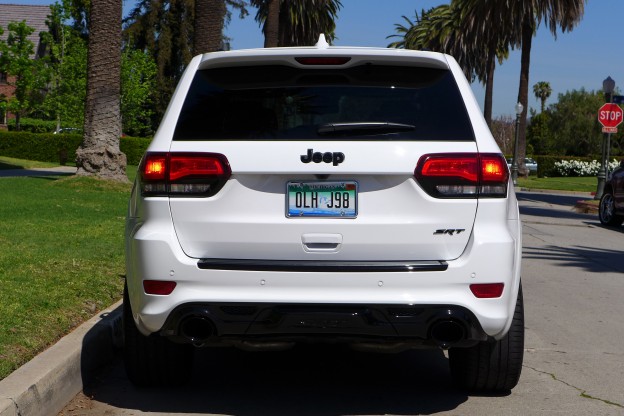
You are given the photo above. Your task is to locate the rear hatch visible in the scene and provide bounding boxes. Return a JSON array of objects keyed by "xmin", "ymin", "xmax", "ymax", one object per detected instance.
[{"xmin": 150, "ymin": 60, "xmax": 506, "ymax": 262}]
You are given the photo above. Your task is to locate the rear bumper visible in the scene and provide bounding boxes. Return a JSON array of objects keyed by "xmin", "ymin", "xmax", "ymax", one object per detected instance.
[
  {"xmin": 159, "ymin": 302, "xmax": 489, "ymax": 349},
  {"xmin": 125, "ymin": 195, "xmax": 522, "ymax": 342}
]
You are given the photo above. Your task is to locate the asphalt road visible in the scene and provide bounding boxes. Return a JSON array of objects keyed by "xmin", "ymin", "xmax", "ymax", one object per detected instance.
[{"xmin": 60, "ymin": 191, "xmax": 624, "ymax": 416}]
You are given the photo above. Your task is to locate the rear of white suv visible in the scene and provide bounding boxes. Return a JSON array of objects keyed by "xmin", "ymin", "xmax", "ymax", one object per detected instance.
[{"xmin": 124, "ymin": 41, "xmax": 523, "ymax": 392}]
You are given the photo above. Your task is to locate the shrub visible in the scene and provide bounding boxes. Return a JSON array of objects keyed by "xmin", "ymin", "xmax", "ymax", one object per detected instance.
[
  {"xmin": 554, "ymin": 159, "xmax": 620, "ymax": 177},
  {"xmin": 0, "ymin": 131, "xmax": 151, "ymax": 166},
  {"xmin": 7, "ymin": 118, "xmax": 58, "ymax": 133}
]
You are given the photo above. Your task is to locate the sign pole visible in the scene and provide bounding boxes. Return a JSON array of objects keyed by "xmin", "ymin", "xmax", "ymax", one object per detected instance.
[{"xmin": 596, "ymin": 77, "xmax": 620, "ymax": 200}]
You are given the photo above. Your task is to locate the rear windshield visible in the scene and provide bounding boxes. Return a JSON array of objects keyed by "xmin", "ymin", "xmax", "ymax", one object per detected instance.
[{"xmin": 173, "ymin": 64, "xmax": 475, "ymax": 141}]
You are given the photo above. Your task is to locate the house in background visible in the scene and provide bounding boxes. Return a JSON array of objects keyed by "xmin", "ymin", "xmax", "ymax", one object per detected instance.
[{"xmin": 0, "ymin": 4, "xmax": 49, "ymax": 128}]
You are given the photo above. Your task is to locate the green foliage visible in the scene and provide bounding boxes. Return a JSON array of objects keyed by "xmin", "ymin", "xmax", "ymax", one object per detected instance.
[
  {"xmin": 0, "ymin": 131, "xmax": 81, "ymax": 164},
  {"xmin": 0, "ymin": 21, "xmax": 47, "ymax": 130},
  {"xmin": 252, "ymin": 0, "xmax": 342, "ymax": 46},
  {"xmin": 121, "ymin": 48, "xmax": 157, "ymax": 137},
  {"xmin": 547, "ymin": 89, "xmax": 605, "ymax": 157},
  {"xmin": 527, "ymin": 111, "xmax": 553, "ymax": 155},
  {"xmin": 0, "ymin": 131, "xmax": 151, "ymax": 165},
  {"xmin": 6, "ymin": 118, "xmax": 58, "ymax": 133},
  {"xmin": 120, "ymin": 135, "xmax": 151, "ymax": 165},
  {"xmin": 123, "ymin": 0, "xmax": 198, "ymax": 120},
  {"xmin": 533, "ymin": 81, "xmax": 552, "ymax": 112},
  {"xmin": 41, "ymin": 2, "xmax": 88, "ymax": 131},
  {"xmin": 527, "ymin": 88, "xmax": 624, "ymax": 159}
]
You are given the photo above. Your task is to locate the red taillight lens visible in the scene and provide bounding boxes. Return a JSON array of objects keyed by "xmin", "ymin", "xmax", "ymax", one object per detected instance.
[
  {"xmin": 470, "ymin": 283, "xmax": 504, "ymax": 298},
  {"xmin": 417, "ymin": 155, "xmax": 479, "ymax": 182},
  {"xmin": 143, "ymin": 280, "xmax": 177, "ymax": 295},
  {"xmin": 415, "ymin": 153, "xmax": 508, "ymax": 198},
  {"xmin": 169, "ymin": 155, "xmax": 226, "ymax": 181},
  {"xmin": 140, "ymin": 152, "xmax": 231, "ymax": 197}
]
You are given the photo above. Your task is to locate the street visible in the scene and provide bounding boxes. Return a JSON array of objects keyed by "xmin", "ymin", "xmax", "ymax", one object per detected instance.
[{"xmin": 61, "ymin": 191, "xmax": 624, "ymax": 416}]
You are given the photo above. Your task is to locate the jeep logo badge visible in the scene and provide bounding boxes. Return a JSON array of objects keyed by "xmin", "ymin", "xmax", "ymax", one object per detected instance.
[{"xmin": 300, "ymin": 149, "xmax": 345, "ymax": 166}]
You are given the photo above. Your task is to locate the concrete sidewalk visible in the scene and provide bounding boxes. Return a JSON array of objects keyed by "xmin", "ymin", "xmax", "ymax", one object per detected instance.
[
  {"xmin": 0, "ymin": 166, "xmax": 77, "ymax": 178},
  {"xmin": 0, "ymin": 301, "xmax": 122, "ymax": 416}
]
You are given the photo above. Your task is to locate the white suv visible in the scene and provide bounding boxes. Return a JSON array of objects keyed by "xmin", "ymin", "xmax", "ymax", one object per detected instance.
[{"xmin": 124, "ymin": 38, "xmax": 524, "ymax": 392}]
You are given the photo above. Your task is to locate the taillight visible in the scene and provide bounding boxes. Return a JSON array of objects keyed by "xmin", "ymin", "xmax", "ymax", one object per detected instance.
[
  {"xmin": 414, "ymin": 153, "xmax": 508, "ymax": 198},
  {"xmin": 139, "ymin": 152, "xmax": 231, "ymax": 197}
]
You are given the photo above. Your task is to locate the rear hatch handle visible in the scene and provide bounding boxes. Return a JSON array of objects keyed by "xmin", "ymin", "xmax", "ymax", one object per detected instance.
[{"xmin": 302, "ymin": 233, "xmax": 343, "ymax": 253}]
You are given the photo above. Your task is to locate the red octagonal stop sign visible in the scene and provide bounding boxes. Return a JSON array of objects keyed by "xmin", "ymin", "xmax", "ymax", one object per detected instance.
[{"xmin": 598, "ymin": 103, "xmax": 623, "ymax": 128}]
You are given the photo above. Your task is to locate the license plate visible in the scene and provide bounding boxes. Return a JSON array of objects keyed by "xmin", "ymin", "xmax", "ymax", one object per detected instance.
[{"xmin": 287, "ymin": 181, "xmax": 357, "ymax": 218}]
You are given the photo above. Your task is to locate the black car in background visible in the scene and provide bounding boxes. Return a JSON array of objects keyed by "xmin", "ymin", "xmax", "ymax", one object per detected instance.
[{"xmin": 599, "ymin": 160, "xmax": 624, "ymax": 226}]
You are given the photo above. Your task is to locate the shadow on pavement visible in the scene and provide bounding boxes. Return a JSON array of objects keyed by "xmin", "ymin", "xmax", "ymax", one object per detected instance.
[
  {"xmin": 523, "ymin": 244, "xmax": 624, "ymax": 273},
  {"xmin": 517, "ymin": 191, "xmax": 596, "ymax": 221},
  {"xmin": 84, "ymin": 345, "xmax": 477, "ymax": 415},
  {"xmin": 517, "ymin": 191, "xmax": 592, "ymax": 207}
]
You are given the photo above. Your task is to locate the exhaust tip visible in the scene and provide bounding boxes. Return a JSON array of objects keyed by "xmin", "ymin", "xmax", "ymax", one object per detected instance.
[
  {"xmin": 430, "ymin": 320, "xmax": 465, "ymax": 349},
  {"xmin": 180, "ymin": 316, "xmax": 215, "ymax": 345}
]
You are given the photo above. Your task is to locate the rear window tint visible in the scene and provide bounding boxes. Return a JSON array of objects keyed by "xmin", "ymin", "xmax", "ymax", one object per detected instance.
[{"xmin": 173, "ymin": 64, "xmax": 475, "ymax": 141}]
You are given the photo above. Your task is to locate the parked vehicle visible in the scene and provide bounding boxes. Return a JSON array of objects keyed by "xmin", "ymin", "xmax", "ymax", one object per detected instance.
[
  {"xmin": 124, "ymin": 36, "xmax": 524, "ymax": 392},
  {"xmin": 507, "ymin": 157, "xmax": 538, "ymax": 174},
  {"xmin": 53, "ymin": 127, "xmax": 82, "ymax": 134},
  {"xmin": 599, "ymin": 159, "xmax": 624, "ymax": 226}
]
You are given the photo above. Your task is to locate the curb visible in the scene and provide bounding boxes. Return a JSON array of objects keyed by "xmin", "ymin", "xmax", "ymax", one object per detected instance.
[{"xmin": 0, "ymin": 300, "xmax": 122, "ymax": 416}]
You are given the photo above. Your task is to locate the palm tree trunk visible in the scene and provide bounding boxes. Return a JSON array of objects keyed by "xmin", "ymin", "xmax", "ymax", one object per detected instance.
[
  {"xmin": 194, "ymin": 0, "xmax": 226, "ymax": 55},
  {"xmin": 516, "ymin": 18, "xmax": 532, "ymax": 177},
  {"xmin": 264, "ymin": 0, "xmax": 280, "ymax": 47},
  {"xmin": 483, "ymin": 52, "xmax": 496, "ymax": 128},
  {"xmin": 76, "ymin": 0, "xmax": 127, "ymax": 182}
]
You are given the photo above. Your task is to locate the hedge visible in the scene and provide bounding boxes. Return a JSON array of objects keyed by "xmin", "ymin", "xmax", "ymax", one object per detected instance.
[
  {"xmin": 533, "ymin": 155, "xmax": 598, "ymax": 178},
  {"xmin": 6, "ymin": 118, "xmax": 59, "ymax": 133},
  {"xmin": 0, "ymin": 131, "xmax": 151, "ymax": 166}
]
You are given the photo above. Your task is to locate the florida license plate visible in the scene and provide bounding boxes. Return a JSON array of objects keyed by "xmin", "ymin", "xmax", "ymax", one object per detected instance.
[{"xmin": 287, "ymin": 181, "xmax": 357, "ymax": 218}]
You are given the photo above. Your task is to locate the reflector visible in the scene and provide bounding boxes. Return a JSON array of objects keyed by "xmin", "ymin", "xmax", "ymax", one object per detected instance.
[
  {"xmin": 470, "ymin": 283, "xmax": 504, "ymax": 298},
  {"xmin": 143, "ymin": 280, "xmax": 177, "ymax": 295}
]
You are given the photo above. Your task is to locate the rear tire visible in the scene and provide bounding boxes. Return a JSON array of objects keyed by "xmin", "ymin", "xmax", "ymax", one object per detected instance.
[
  {"xmin": 599, "ymin": 191, "xmax": 624, "ymax": 226},
  {"xmin": 123, "ymin": 284, "xmax": 194, "ymax": 386},
  {"xmin": 448, "ymin": 284, "xmax": 524, "ymax": 393}
]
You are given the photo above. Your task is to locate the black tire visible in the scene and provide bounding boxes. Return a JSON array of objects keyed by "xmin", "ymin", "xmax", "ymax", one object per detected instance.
[
  {"xmin": 449, "ymin": 284, "xmax": 524, "ymax": 393},
  {"xmin": 599, "ymin": 191, "xmax": 624, "ymax": 226},
  {"xmin": 123, "ymin": 284, "xmax": 194, "ymax": 386}
]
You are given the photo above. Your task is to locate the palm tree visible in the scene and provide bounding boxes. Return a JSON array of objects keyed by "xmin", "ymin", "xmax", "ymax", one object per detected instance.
[
  {"xmin": 387, "ymin": 3, "xmax": 511, "ymax": 127},
  {"xmin": 533, "ymin": 81, "xmax": 552, "ymax": 112},
  {"xmin": 252, "ymin": 0, "xmax": 342, "ymax": 47},
  {"xmin": 76, "ymin": 0, "xmax": 127, "ymax": 181},
  {"xmin": 194, "ymin": 0, "xmax": 226, "ymax": 55},
  {"xmin": 263, "ymin": 0, "xmax": 280, "ymax": 47},
  {"xmin": 193, "ymin": 0, "xmax": 247, "ymax": 54},
  {"xmin": 455, "ymin": 0, "xmax": 512, "ymax": 127},
  {"xmin": 509, "ymin": 0, "xmax": 586, "ymax": 175}
]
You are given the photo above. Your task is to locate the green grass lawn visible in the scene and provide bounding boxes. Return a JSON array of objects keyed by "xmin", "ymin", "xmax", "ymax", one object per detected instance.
[
  {"xmin": 0, "ymin": 161, "xmax": 136, "ymax": 380},
  {"xmin": 517, "ymin": 175, "xmax": 597, "ymax": 193}
]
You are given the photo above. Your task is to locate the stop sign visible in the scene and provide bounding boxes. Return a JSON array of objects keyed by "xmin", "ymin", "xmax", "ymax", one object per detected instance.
[{"xmin": 598, "ymin": 103, "xmax": 623, "ymax": 128}]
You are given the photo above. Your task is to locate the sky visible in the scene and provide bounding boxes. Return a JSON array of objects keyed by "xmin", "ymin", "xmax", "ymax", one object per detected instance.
[{"xmin": 3, "ymin": 0, "xmax": 624, "ymax": 118}]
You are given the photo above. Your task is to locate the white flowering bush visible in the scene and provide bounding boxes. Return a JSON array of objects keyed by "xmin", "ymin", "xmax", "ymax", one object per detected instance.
[{"xmin": 554, "ymin": 159, "xmax": 620, "ymax": 177}]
